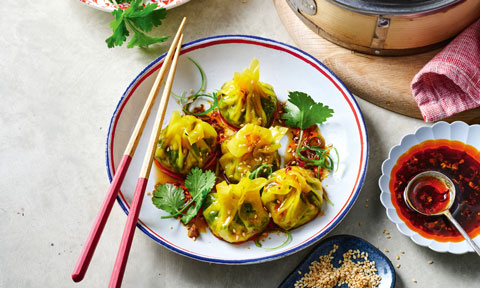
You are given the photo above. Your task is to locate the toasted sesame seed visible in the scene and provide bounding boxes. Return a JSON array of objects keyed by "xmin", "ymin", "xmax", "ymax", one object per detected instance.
[
  {"xmin": 400, "ymin": 250, "xmax": 405, "ymax": 254},
  {"xmin": 386, "ymin": 236, "xmax": 391, "ymax": 239},
  {"xmin": 413, "ymin": 279, "xmax": 417, "ymax": 283},
  {"xmin": 428, "ymin": 260, "xmax": 433, "ymax": 264},
  {"xmin": 396, "ymin": 256, "xmax": 400, "ymax": 260},
  {"xmin": 295, "ymin": 244, "xmax": 382, "ymax": 288},
  {"xmin": 384, "ymin": 249, "xmax": 389, "ymax": 253},
  {"xmin": 396, "ymin": 264, "xmax": 401, "ymax": 268}
]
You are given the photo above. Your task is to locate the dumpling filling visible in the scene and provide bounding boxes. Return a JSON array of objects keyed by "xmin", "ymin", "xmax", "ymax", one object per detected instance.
[
  {"xmin": 219, "ymin": 124, "xmax": 287, "ymax": 183},
  {"xmin": 203, "ymin": 177, "xmax": 270, "ymax": 243},
  {"xmin": 261, "ymin": 166, "xmax": 325, "ymax": 230},
  {"xmin": 155, "ymin": 110, "xmax": 217, "ymax": 175},
  {"xmin": 218, "ymin": 58, "xmax": 277, "ymax": 128}
]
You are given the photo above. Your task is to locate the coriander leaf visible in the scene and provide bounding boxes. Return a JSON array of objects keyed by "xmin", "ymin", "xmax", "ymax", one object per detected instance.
[
  {"xmin": 106, "ymin": 9, "xmax": 129, "ymax": 48},
  {"xmin": 127, "ymin": 3, "xmax": 167, "ymax": 32},
  {"xmin": 105, "ymin": 0, "xmax": 168, "ymax": 48},
  {"xmin": 152, "ymin": 183, "xmax": 185, "ymax": 215},
  {"xmin": 185, "ymin": 168, "xmax": 216, "ymax": 200},
  {"xmin": 181, "ymin": 168, "xmax": 216, "ymax": 224},
  {"xmin": 181, "ymin": 205, "xmax": 199, "ymax": 226},
  {"xmin": 282, "ymin": 91, "xmax": 334, "ymax": 129}
]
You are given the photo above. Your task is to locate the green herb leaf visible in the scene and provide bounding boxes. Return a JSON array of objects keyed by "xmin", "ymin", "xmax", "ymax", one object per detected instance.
[
  {"xmin": 106, "ymin": 9, "xmax": 129, "ymax": 48},
  {"xmin": 105, "ymin": 0, "xmax": 168, "ymax": 48},
  {"xmin": 282, "ymin": 91, "xmax": 334, "ymax": 130},
  {"xmin": 126, "ymin": 29, "xmax": 168, "ymax": 48},
  {"xmin": 126, "ymin": 3, "xmax": 167, "ymax": 32},
  {"xmin": 152, "ymin": 184, "xmax": 185, "ymax": 215},
  {"xmin": 181, "ymin": 168, "xmax": 216, "ymax": 224}
]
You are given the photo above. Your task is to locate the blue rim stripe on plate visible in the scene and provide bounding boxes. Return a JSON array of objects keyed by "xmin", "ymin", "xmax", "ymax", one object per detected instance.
[{"xmin": 105, "ymin": 35, "xmax": 369, "ymax": 264}]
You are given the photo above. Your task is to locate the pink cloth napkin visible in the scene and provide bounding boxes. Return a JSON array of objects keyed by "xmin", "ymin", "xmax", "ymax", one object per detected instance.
[{"xmin": 411, "ymin": 18, "xmax": 480, "ymax": 122}]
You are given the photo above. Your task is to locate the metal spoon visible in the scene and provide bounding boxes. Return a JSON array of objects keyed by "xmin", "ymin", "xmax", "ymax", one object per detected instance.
[{"xmin": 404, "ymin": 171, "xmax": 480, "ymax": 256}]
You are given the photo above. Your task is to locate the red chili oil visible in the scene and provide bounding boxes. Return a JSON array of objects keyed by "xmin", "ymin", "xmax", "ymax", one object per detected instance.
[
  {"xmin": 407, "ymin": 176, "xmax": 450, "ymax": 215},
  {"xmin": 390, "ymin": 139, "xmax": 480, "ymax": 242}
]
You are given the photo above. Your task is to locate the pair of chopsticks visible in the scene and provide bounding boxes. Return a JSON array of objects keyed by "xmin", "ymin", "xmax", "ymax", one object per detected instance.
[{"xmin": 72, "ymin": 17, "xmax": 187, "ymax": 287}]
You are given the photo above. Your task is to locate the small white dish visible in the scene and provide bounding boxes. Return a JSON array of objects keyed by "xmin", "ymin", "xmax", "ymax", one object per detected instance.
[
  {"xmin": 106, "ymin": 35, "xmax": 368, "ymax": 264},
  {"xmin": 379, "ymin": 121, "xmax": 480, "ymax": 254},
  {"xmin": 78, "ymin": 0, "xmax": 189, "ymax": 12}
]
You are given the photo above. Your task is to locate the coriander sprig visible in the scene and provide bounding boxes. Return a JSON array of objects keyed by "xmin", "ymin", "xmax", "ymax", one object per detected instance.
[
  {"xmin": 106, "ymin": 0, "xmax": 168, "ymax": 48},
  {"xmin": 152, "ymin": 168, "xmax": 216, "ymax": 224},
  {"xmin": 281, "ymin": 91, "xmax": 336, "ymax": 172}
]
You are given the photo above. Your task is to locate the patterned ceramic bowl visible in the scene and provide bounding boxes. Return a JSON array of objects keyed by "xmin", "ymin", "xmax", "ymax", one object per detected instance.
[
  {"xmin": 79, "ymin": 0, "xmax": 190, "ymax": 12},
  {"xmin": 379, "ymin": 121, "xmax": 480, "ymax": 254}
]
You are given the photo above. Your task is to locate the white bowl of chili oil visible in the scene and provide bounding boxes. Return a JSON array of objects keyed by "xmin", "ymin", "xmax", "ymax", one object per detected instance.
[{"xmin": 379, "ymin": 121, "xmax": 480, "ymax": 254}]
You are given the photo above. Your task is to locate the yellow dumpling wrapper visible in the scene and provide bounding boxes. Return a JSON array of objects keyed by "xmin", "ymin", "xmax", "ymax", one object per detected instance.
[
  {"xmin": 261, "ymin": 166, "xmax": 325, "ymax": 230},
  {"xmin": 219, "ymin": 124, "xmax": 287, "ymax": 183},
  {"xmin": 203, "ymin": 177, "xmax": 269, "ymax": 243},
  {"xmin": 218, "ymin": 58, "xmax": 277, "ymax": 128},
  {"xmin": 155, "ymin": 111, "xmax": 217, "ymax": 174}
]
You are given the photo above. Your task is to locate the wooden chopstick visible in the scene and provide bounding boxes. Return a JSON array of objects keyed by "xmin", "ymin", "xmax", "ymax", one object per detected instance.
[
  {"xmin": 109, "ymin": 33, "xmax": 185, "ymax": 288},
  {"xmin": 71, "ymin": 17, "xmax": 186, "ymax": 283}
]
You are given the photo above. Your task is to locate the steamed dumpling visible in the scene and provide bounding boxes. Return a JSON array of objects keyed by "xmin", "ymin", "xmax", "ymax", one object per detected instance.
[
  {"xmin": 218, "ymin": 58, "xmax": 277, "ymax": 128},
  {"xmin": 219, "ymin": 124, "xmax": 288, "ymax": 183},
  {"xmin": 155, "ymin": 111, "xmax": 217, "ymax": 174},
  {"xmin": 203, "ymin": 177, "xmax": 270, "ymax": 243},
  {"xmin": 261, "ymin": 166, "xmax": 325, "ymax": 230}
]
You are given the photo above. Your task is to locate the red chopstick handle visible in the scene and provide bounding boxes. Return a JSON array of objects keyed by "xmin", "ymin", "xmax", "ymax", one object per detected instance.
[
  {"xmin": 109, "ymin": 177, "xmax": 149, "ymax": 288},
  {"xmin": 72, "ymin": 154, "xmax": 132, "ymax": 282}
]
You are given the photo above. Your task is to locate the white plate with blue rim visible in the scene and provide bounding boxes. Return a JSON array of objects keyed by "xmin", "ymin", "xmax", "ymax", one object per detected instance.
[
  {"xmin": 379, "ymin": 121, "xmax": 480, "ymax": 254},
  {"xmin": 106, "ymin": 35, "xmax": 369, "ymax": 264}
]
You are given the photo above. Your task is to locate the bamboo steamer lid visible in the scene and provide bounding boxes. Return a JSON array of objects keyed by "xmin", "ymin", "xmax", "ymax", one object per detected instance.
[{"xmin": 289, "ymin": 0, "xmax": 480, "ymax": 56}]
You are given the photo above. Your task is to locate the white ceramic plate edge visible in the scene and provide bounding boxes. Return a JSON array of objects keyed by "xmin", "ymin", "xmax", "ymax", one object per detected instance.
[{"xmin": 106, "ymin": 35, "xmax": 369, "ymax": 264}]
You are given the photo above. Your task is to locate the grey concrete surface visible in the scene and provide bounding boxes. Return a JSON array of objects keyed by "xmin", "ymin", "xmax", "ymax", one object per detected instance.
[{"xmin": 1, "ymin": 0, "xmax": 478, "ymax": 287}]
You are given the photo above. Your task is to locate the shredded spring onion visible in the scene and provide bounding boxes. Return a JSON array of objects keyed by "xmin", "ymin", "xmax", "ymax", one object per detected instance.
[
  {"xmin": 249, "ymin": 164, "xmax": 273, "ymax": 180},
  {"xmin": 255, "ymin": 229, "xmax": 292, "ymax": 250},
  {"xmin": 171, "ymin": 57, "xmax": 218, "ymax": 116},
  {"xmin": 294, "ymin": 129, "xmax": 339, "ymax": 174}
]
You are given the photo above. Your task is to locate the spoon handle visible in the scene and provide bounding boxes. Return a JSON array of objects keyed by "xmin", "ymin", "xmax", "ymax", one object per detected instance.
[{"xmin": 444, "ymin": 211, "xmax": 480, "ymax": 256}]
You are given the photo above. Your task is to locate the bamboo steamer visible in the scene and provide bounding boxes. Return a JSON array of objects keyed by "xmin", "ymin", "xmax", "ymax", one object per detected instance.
[{"xmin": 289, "ymin": 0, "xmax": 480, "ymax": 55}]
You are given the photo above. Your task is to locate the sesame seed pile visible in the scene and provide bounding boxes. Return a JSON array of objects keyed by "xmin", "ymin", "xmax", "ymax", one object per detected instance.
[{"xmin": 294, "ymin": 244, "xmax": 381, "ymax": 288}]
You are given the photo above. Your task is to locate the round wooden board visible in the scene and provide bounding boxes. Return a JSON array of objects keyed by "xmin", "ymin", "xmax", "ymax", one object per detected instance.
[{"xmin": 274, "ymin": 0, "xmax": 480, "ymax": 124}]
